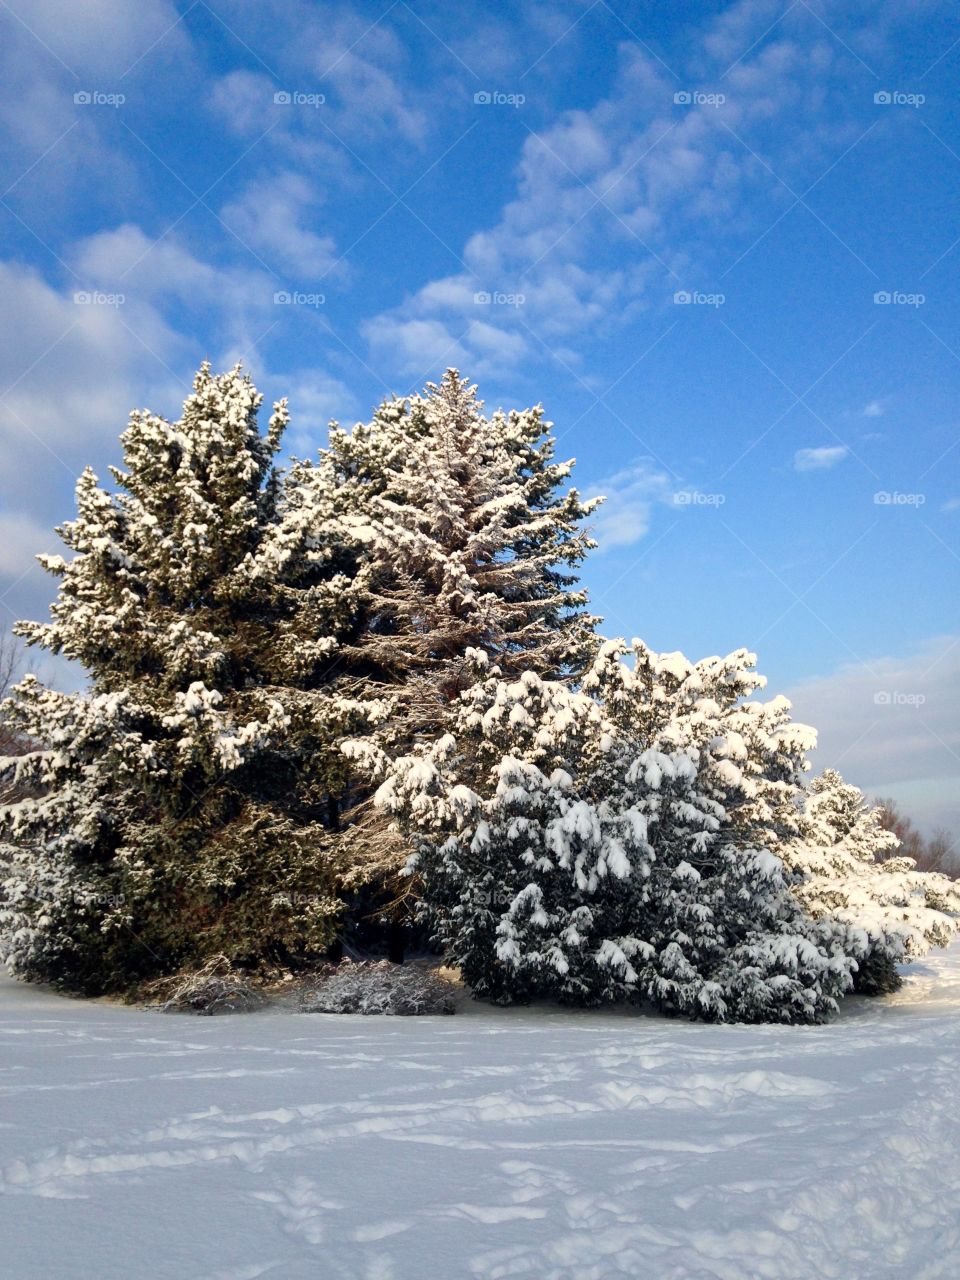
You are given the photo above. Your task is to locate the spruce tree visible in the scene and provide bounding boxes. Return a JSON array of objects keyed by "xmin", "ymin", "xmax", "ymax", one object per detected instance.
[
  {"xmin": 310, "ymin": 371, "xmax": 602, "ymax": 914},
  {"xmin": 0, "ymin": 364, "xmax": 380, "ymax": 993}
]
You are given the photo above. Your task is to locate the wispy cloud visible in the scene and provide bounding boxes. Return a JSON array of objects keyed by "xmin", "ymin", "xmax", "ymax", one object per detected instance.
[
  {"xmin": 794, "ymin": 445, "xmax": 849, "ymax": 472},
  {"xmin": 358, "ymin": 4, "xmax": 891, "ymax": 379},
  {"xmin": 220, "ymin": 171, "xmax": 340, "ymax": 279},
  {"xmin": 586, "ymin": 459, "xmax": 675, "ymax": 549}
]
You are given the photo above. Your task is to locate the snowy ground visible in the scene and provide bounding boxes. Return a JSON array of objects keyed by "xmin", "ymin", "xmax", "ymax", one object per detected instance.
[{"xmin": 2, "ymin": 952, "xmax": 960, "ymax": 1280}]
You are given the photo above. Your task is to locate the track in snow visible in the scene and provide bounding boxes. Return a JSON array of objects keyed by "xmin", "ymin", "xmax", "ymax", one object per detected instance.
[{"xmin": 2, "ymin": 948, "xmax": 960, "ymax": 1279}]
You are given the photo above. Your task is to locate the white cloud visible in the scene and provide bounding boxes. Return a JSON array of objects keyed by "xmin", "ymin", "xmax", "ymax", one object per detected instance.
[
  {"xmin": 71, "ymin": 224, "xmax": 274, "ymax": 321},
  {"xmin": 862, "ymin": 400, "xmax": 884, "ymax": 417},
  {"xmin": 207, "ymin": 8, "xmax": 426, "ymax": 145},
  {"xmin": 220, "ymin": 172, "xmax": 339, "ymax": 278},
  {"xmin": 70, "ymin": 224, "xmax": 294, "ymax": 376},
  {"xmin": 9, "ymin": 0, "xmax": 191, "ymax": 77},
  {"xmin": 359, "ymin": 5, "xmax": 888, "ymax": 379},
  {"xmin": 281, "ymin": 368, "xmax": 359, "ymax": 454},
  {"xmin": 363, "ymin": 316, "xmax": 473, "ymax": 382},
  {"xmin": 0, "ymin": 511, "xmax": 60, "ymax": 578},
  {"xmin": 297, "ymin": 9, "xmax": 427, "ymax": 143},
  {"xmin": 794, "ymin": 445, "xmax": 849, "ymax": 472},
  {"xmin": 701, "ymin": 0, "xmax": 779, "ymax": 63},
  {"xmin": 786, "ymin": 636, "xmax": 960, "ymax": 834},
  {"xmin": 585, "ymin": 460, "xmax": 676, "ymax": 550},
  {"xmin": 0, "ymin": 0, "xmax": 191, "ymax": 215},
  {"xmin": 0, "ymin": 258, "xmax": 184, "ymax": 479}
]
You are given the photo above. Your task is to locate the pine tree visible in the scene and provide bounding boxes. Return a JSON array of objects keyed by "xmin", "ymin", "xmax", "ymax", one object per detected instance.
[
  {"xmin": 310, "ymin": 371, "xmax": 602, "ymax": 914},
  {"xmin": 783, "ymin": 769, "xmax": 960, "ymax": 993},
  {"xmin": 0, "ymin": 364, "xmax": 382, "ymax": 993},
  {"xmin": 347, "ymin": 639, "xmax": 857, "ymax": 1023}
]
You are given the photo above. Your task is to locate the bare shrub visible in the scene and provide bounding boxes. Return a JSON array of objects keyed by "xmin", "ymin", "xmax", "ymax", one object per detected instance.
[
  {"xmin": 155, "ymin": 955, "xmax": 268, "ymax": 1015},
  {"xmin": 298, "ymin": 960, "xmax": 456, "ymax": 1016}
]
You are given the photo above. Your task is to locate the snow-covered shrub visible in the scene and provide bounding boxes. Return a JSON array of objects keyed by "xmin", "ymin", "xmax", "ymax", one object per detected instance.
[
  {"xmin": 783, "ymin": 770, "xmax": 960, "ymax": 993},
  {"xmin": 348, "ymin": 640, "xmax": 857, "ymax": 1023},
  {"xmin": 156, "ymin": 955, "xmax": 267, "ymax": 1015},
  {"xmin": 299, "ymin": 960, "xmax": 456, "ymax": 1015}
]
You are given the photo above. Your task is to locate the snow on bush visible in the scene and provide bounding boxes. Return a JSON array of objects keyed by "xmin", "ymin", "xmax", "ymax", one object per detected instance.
[
  {"xmin": 784, "ymin": 769, "xmax": 960, "ymax": 993},
  {"xmin": 299, "ymin": 961, "xmax": 457, "ymax": 1016},
  {"xmin": 348, "ymin": 640, "xmax": 864, "ymax": 1023},
  {"xmin": 154, "ymin": 955, "xmax": 267, "ymax": 1015}
]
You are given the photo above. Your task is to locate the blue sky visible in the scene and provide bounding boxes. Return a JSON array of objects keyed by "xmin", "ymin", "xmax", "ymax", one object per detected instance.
[{"xmin": 0, "ymin": 0, "xmax": 957, "ymax": 829}]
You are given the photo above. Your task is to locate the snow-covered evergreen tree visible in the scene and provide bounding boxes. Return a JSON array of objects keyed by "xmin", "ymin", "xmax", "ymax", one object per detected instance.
[
  {"xmin": 323, "ymin": 370, "xmax": 600, "ymax": 695},
  {"xmin": 582, "ymin": 642, "xmax": 854, "ymax": 1022},
  {"xmin": 311, "ymin": 371, "xmax": 602, "ymax": 906},
  {"xmin": 783, "ymin": 769, "xmax": 960, "ymax": 993},
  {"xmin": 347, "ymin": 640, "xmax": 856, "ymax": 1023},
  {"xmin": 0, "ymin": 364, "xmax": 384, "ymax": 992}
]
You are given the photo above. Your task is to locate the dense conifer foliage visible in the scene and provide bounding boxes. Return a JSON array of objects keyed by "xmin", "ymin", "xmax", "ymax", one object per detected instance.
[
  {"xmin": 1, "ymin": 365, "xmax": 956, "ymax": 1016},
  {"xmin": 0, "ymin": 365, "xmax": 383, "ymax": 991}
]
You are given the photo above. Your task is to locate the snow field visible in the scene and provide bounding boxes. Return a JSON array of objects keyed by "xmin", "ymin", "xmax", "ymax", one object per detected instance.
[{"xmin": 2, "ymin": 947, "xmax": 960, "ymax": 1279}]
